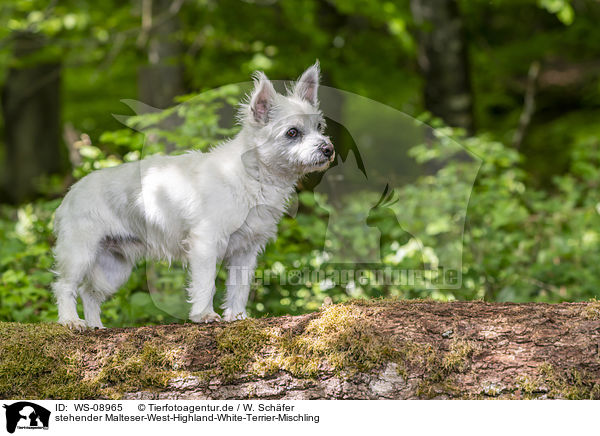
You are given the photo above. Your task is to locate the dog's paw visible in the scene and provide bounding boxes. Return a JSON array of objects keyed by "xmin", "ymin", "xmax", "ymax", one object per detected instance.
[
  {"xmin": 222, "ymin": 309, "xmax": 248, "ymax": 322},
  {"xmin": 190, "ymin": 311, "xmax": 222, "ymax": 324},
  {"xmin": 59, "ymin": 318, "xmax": 87, "ymax": 331}
]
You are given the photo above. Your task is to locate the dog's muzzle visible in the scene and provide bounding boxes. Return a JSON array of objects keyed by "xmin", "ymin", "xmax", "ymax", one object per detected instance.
[{"xmin": 318, "ymin": 140, "xmax": 335, "ymax": 160}]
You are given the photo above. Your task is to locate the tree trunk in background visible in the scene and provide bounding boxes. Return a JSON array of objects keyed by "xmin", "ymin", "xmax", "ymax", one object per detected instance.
[
  {"xmin": 1, "ymin": 32, "xmax": 62, "ymax": 204},
  {"xmin": 137, "ymin": 0, "xmax": 185, "ymax": 109},
  {"xmin": 299, "ymin": 1, "xmax": 365, "ymax": 194},
  {"xmin": 410, "ymin": 0, "xmax": 474, "ymax": 134}
]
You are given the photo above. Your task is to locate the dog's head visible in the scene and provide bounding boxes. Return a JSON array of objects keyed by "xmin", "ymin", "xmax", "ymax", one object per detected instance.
[{"xmin": 240, "ymin": 61, "xmax": 334, "ymax": 176}]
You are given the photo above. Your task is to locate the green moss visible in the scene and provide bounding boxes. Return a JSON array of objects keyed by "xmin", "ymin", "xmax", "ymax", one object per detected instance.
[
  {"xmin": 516, "ymin": 364, "xmax": 600, "ymax": 399},
  {"xmin": 416, "ymin": 378, "xmax": 461, "ymax": 398},
  {"xmin": 0, "ymin": 322, "xmax": 192, "ymax": 399},
  {"xmin": 442, "ymin": 340, "xmax": 476, "ymax": 373},
  {"xmin": 516, "ymin": 375, "xmax": 539, "ymax": 398},
  {"xmin": 97, "ymin": 342, "xmax": 182, "ymax": 393},
  {"xmin": 388, "ymin": 340, "xmax": 436, "ymax": 379},
  {"xmin": 273, "ymin": 304, "xmax": 399, "ymax": 377},
  {"xmin": 480, "ymin": 382, "xmax": 504, "ymax": 397},
  {"xmin": 415, "ymin": 339, "xmax": 477, "ymax": 399},
  {"xmin": 215, "ymin": 319, "xmax": 270, "ymax": 379},
  {"xmin": 537, "ymin": 363, "xmax": 600, "ymax": 399},
  {"xmin": 582, "ymin": 298, "xmax": 600, "ymax": 320},
  {"xmin": 213, "ymin": 304, "xmax": 402, "ymax": 380},
  {"xmin": 0, "ymin": 322, "xmax": 98, "ymax": 399}
]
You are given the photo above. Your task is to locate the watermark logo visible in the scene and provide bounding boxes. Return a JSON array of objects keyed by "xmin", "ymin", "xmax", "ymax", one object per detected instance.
[{"xmin": 3, "ymin": 402, "xmax": 50, "ymax": 433}]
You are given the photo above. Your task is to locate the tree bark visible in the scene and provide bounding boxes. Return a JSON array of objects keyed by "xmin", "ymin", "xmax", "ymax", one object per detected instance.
[
  {"xmin": 410, "ymin": 0, "xmax": 474, "ymax": 134},
  {"xmin": 2, "ymin": 301, "xmax": 600, "ymax": 400},
  {"xmin": 1, "ymin": 32, "xmax": 62, "ymax": 204},
  {"xmin": 137, "ymin": 0, "xmax": 186, "ymax": 109}
]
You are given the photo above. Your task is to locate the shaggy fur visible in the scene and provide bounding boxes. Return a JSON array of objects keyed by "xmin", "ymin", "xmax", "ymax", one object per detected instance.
[{"xmin": 52, "ymin": 62, "xmax": 334, "ymax": 329}]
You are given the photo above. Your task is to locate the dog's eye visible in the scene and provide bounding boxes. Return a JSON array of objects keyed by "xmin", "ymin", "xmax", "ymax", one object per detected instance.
[
  {"xmin": 286, "ymin": 128, "xmax": 299, "ymax": 138},
  {"xmin": 317, "ymin": 123, "xmax": 322, "ymax": 131}
]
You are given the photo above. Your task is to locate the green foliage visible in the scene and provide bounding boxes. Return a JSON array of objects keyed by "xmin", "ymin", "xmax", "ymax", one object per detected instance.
[
  {"xmin": 0, "ymin": 200, "xmax": 59, "ymax": 323},
  {"xmin": 538, "ymin": 0, "xmax": 575, "ymax": 25},
  {"xmin": 402, "ymin": 120, "xmax": 600, "ymax": 303}
]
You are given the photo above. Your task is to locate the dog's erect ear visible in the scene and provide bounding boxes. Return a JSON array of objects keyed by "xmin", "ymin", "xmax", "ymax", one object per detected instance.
[
  {"xmin": 249, "ymin": 72, "xmax": 276, "ymax": 124},
  {"xmin": 291, "ymin": 61, "xmax": 320, "ymax": 106}
]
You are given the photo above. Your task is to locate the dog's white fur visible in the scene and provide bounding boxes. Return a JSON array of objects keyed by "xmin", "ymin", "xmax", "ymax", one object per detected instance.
[{"xmin": 52, "ymin": 62, "xmax": 334, "ymax": 329}]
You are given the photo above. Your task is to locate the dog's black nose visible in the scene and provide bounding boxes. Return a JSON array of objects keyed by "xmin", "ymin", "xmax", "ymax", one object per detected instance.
[{"xmin": 319, "ymin": 142, "xmax": 334, "ymax": 158}]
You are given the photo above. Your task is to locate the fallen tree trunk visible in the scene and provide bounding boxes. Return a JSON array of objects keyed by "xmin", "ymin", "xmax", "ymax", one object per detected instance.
[{"xmin": 1, "ymin": 300, "xmax": 600, "ymax": 400}]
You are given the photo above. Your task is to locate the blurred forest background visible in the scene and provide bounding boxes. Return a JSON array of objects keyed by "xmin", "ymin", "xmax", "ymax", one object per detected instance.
[{"xmin": 1, "ymin": 0, "xmax": 599, "ymax": 327}]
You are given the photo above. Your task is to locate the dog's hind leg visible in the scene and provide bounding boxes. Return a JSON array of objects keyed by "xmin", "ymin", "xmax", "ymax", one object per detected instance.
[
  {"xmin": 84, "ymin": 246, "xmax": 134, "ymax": 328},
  {"xmin": 52, "ymin": 239, "xmax": 94, "ymax": 330}
]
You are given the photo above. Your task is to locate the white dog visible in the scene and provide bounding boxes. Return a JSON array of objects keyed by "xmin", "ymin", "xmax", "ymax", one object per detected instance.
[{"xmin": 52, "ymin": 62, "xmax": 334, "ymax": 329}]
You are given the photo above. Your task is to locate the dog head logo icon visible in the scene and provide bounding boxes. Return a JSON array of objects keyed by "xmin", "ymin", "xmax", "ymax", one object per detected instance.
[{"xmin": 3, "ymin": 402, "xmax": 50, "ymax": 433}]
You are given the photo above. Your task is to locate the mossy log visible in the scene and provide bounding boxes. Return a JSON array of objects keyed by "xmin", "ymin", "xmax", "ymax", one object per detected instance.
[{"xmin": 2, "ymin": 300, "xmax": 600, "ymax": 400}]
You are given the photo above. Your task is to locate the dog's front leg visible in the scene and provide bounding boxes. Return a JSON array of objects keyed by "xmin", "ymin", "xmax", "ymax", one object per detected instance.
[
  {"xmin": 187, "ymin": 236, "xmax": 221, "ymax": 323},
  {"xmin": 222, "ymin": 248, "xmax": 258, "ymax": 322}
]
